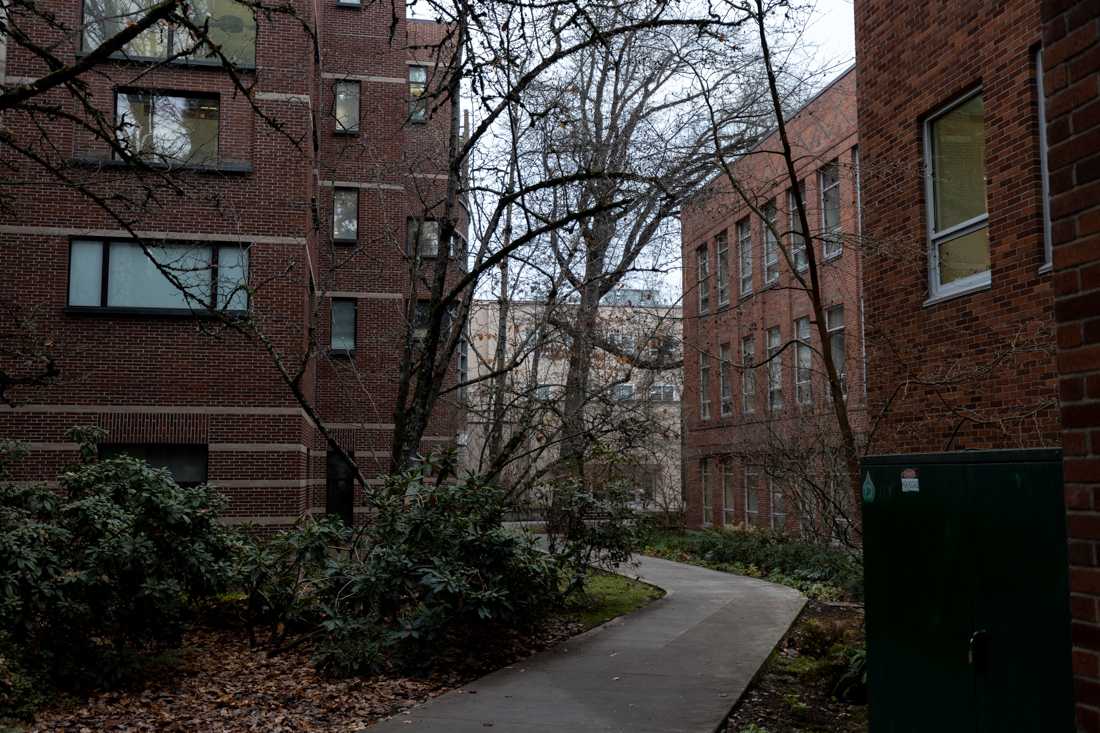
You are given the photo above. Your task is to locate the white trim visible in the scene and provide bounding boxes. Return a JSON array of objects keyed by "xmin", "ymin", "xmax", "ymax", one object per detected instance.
[
  {"xmin": 320, "ymin": 180, "xmax": 405, "ymax": 191},
  {"xmin": 924, "ymin": 87, "xmax": 989, "ymax": 299},
  {"xmin": 208, "ymin": 443, "xmax": 309, "ymax": 453},
  {"xmin": 254, "ymin": 92, "xmax": 312, "ymax": 105},
  {"xmin": 321, "ymin": 72, "xmax": 405, "ymax": 84},
  {"xmin": 321, "ymin": 290, "xmax": 404, "ymax": 299},
  {"xmin": 0, "ymin": 225, "xmax": 305, "ymax": 245}
]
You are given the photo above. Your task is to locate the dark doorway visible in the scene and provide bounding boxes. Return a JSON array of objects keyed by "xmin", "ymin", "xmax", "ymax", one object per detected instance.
[{"xmin": 326, "ymin": 449, "xmax": 356, "ymax": 525}]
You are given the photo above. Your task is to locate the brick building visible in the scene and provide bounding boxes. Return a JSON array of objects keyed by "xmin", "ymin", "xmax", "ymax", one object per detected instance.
[
  {"xmin": 1042, "ymin": 1, "xmax": 1100, "ymax": 728},
  {"xmin": 679, "ymin": 68, "xmax": 863, "ymax": 537},
  {"xmin": 0, "ymin": 2, "xmax": 463, "ymax": 528}
]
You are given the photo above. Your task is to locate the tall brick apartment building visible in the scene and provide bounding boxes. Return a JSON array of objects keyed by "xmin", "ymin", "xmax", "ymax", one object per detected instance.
[
  {"xmin": 0, "ymin": 2, "xmax": 463, "ymax": 527},
  {"xmin": 680, "ymin": 68, "xmax": 863, "ymax": 537},
  {"xmin": 856, "ymin": 0, "xmax": 1099, "ymax": 727}
]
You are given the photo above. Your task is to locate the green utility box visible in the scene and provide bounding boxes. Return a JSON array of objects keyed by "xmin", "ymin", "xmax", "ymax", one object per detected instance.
[{"xmin": 861, "ymin": 450, "xmax": 1073, "ymax": 733}]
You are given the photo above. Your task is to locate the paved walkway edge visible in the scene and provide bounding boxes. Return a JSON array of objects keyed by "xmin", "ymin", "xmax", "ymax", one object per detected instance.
[{"xmin": 367, "ymin": 555, "xmax": 806, "ymax": 733}]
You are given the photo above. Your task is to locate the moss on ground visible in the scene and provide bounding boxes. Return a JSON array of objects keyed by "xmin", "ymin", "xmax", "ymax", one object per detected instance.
[{"xmin": 562, "ymin": 571, "xmax": 665, "ymax": 629}]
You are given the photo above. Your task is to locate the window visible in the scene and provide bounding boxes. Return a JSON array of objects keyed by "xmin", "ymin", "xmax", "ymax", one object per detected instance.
[
  {"xmin": 331, "ymin": 299, "xmax": 357, "ymax": 351},
  {"xmin": 737, "ymin": 218, "xmax": 752, "ymax": 296},
  {"xmin": 716, "ymin": 232, "xmax": 730, "ymax": 306},
  {"xmin": 457, "ymin": 336, "xmax": 469, "ymax": 400},
  {"xmin": 408, "ymin": 218, "xmax": 442, "ymax": 257},
  {"xmin": 767, "ymin": 326, "xmax": 783, "ymax": 411},
  {"xmin": 696, "ymin": 244, "xmax": 710, "ymax": 313},
  {"xmin": 789, "ymin": 184, "xmax": 808, "ymax": 272},
  {"xmin": 613, "ymin": 383, "xmax": 635, "ymax": 401},
  {"xmin": 819, "ymin": 160, "xmax": 842, "ymax": 259},
  {"xmin": 68, "ymin": 240, "xmax": 248, "ymax": 312},
  {"xmin": 741, "ymin": 335, "xmax": 756, "ymax": 414},
  {"xmin": 719, "ymin": 343, "xmax": 733, "ymax": 416},
  {"xmin": 100, "ymin": 444, "xmax": 208, "ymax": 487},
  {"xmin": 826, "ymin": 305, "xmax": 847, "ymax": 395},
  {"xmin": 745, "ymin": 466, "xmax": 759, "ymax": 522},
  {"xmin": 535, "ymin": 384, "xmax": 553, "ymax": 401},
  {"xmin": 795, "ymin": 316, "xmax": 812, "ymax": 405},
  {"xmin": 763, "ymin": 200, "xmax": 779, "ymax": 284},
  {"xmin": 699, "ymin": 353, "xmax": 712, "ymax": 420},
  {"xmin": 333, "ymin": 188, "xmax": 358, "ymax": 242},
  {"xmin": 648, "ymin": 384, "xmax": 677, "ymax": 402},
  {"xmin": 770, "ymin": 479, "xmax": 786, "ymax": 530},
  {"xmin": 925, "ymin": 91, "xmax": 989, "ymax": 297},
  {"xmin": 116, "ymin": 92, "xmax": 219, "ymax": 166},
  {"xmin": 334, "ymin": 80, "xmax": 360, "ymax": 133},
  {"xmin": 1037, "ymin": 50, "xmax": 1052, "ymax": 269},
  {"xmin": 701, "ymin": 459, "xmax": 713, "ymax": 526},
  {"xmin": 409, "ymin": 65, "xmax": 428, "ymax": 122},
  {"xmin": 83, "ymin": 0, "xmax": 256, "ymax": 66},
  {"xmin": 412, "ymin": 299, "xmax": 432, "ymax": 340},
  {"xmin": 722, "ymin": 461, "xmax": 736, "ymax": 526}
]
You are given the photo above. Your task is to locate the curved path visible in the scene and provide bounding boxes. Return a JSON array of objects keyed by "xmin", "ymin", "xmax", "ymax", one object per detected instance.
[{"xmin": 366, "ymin": 555, "xmax": 806, "ymax": 732}]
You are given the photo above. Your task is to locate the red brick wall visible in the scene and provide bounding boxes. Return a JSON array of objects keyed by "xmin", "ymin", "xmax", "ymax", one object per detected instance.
[
  {"xmin": 679, "ymin": 68, "xmax": 863, "ymax": 531},
  {"xmin": 1043, "ymin": 1, "xmax": 1100, "ymax": 729},
  {"xmin": 0, "ymin": 1, "xmax": 461, "ymax": 526},
  {"xmin": 855, "ymin": 0, "xmax": 1059, "ymax": 455}
]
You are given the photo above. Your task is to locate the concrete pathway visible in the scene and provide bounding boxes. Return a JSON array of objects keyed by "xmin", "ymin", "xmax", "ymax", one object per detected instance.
[{"xmin": 367, "ymin": 555, "xmax": 806, "ymax": 732}]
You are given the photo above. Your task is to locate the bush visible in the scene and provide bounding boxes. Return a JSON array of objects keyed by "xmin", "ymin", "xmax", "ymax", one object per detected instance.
[
  {"xmin": 644, "ymin": 527, "xmax": 863, "ymax": 601},
  {"xmin": 0, "ymin": 429, "xmax": 236, "ymax": 691},
  {"xmin": 236, "ymin": 466, "xmax": 560, "ymax": 677}
]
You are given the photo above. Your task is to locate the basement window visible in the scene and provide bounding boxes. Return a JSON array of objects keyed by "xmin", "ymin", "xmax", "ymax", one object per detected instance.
[{"xmin": 99, "ymin": 443, "xmax": 209, "ymax": 487}]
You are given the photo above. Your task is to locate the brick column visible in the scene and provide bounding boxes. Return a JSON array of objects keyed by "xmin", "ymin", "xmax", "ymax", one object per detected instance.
[{"xmin": 1043, "ymin": 2, "xmax": 1100, "ymax": 729}]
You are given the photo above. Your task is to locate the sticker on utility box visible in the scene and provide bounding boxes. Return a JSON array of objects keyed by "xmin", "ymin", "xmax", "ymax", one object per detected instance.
[
  {"xmin": 901, "ymin": 468, "xmax": 920, "ymax": 493},
  {"xmin": 862, "ymin": 474, "xmax": 875, "ymax": 503}
]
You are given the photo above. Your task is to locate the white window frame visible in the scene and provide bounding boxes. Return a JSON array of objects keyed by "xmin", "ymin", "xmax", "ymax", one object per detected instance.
[
  {"xmin": 745, "ymin": 466, "xmax": 759, "ymax": 522},
  {"xmin": 766, "ymin": 326, "xmax": 783, "ymax": 412},
  {"xmin": 794, "ymin": 316, "xmax": 812, "ymax": 405},
  {"xmin": 648, "ymin": 384, "xmax": 677, "ymax": 402},
  {"xmin": 722, "ymin": 461, "xmax": 736, "ymax": 526},
  {"xmin": 716, "ymin": 231, "xmax": 730, "ymax": 306},
  {"xmin": 719, "ymin": 343, "xmax": 733, "ymax": 416},
  {"xmin": 737, "ymin": 218, "xmax": 753, "ymax": 297},
  {"xmin": 826, "ymin": 305, "xmax": 847, "ymax": 397},
  {"xmin": 770, "ymin": 478, "xmax": 786, "ymax": 530},
  {"xmin": 924, "ymin": 88, "xmax": 991, "ymax": 302},
  {"xmin": 763, "ymin": 201, "xmax": 780, "ymax": 285},
  {"xmin": 613, "ymin": 383, "xmax": 635, "ymax": 401},
  {"xmin": 700, "ymin": 353, "xmax": 712, "ymax": 420},
  {"xmin": 741, "ymin": 335, "xmax": 755, "ymax": 414},
  {"xmin": 334, "ymin": 80, "xmax": 360, "ymax": 133},
  {"xmin": 819, "ymin": 160, "xmax": 842, "ymax": 259},
  {"xmin": 697, "ymin": 244, "xmax": 710, "ymax": 313},
  {"xmin": 789, "ymin": 185, "xmax": 808, "ymax": 272},
  {"xmin": 701, "ymin": 459, "xmax": 713, "ymax": 526},
  {"xmin": 1037, "ymin": 49, "xmax": 1053, "ymax": 272}
]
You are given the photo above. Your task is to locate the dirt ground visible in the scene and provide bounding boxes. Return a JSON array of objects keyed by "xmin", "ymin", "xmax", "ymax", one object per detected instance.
[{"xmin": 725, "ymin": 600, "xmax": 868, "ymax": 733}]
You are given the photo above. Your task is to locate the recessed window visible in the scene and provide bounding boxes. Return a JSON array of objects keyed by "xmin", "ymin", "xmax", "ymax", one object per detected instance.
[
  {"xmin": 457, "ymin": 336, "xmax": 469, "ymax": 400},
  {"xmin": 925, "ymin": 91, "xmax": 989, "ymax": 297},
  {"xmin": 819, "ymin": 160, "xmax": 842, "ymax": 259},
  {"xmin": 409, "ymin": 66, "xmax": 428, "ymax": 122},
  {"xmin": 826, "ymin": 305, "xmax": 847, "ymax": 396},
  {"xmin": 722, "ymin": 461, "xmax": 736, "ymax": 525},
  {"xmin": 333, "ymin": 188, "xmax": 358, "ymax": 242},
  {"xmin": 83, "ymin": 0, "xmax": 256, "ymax": 66},
  {"xmin": 795, "ymin": 316, "xmax": 812, "ymax": 405},
  {"xmin": 699, "ymin": 352, "xmax": 711, "ymax": 420},
  {"xmin": 535, "ymin": 384, "xmax": 554, "ymax": 401},
  {"xmin": 331, "ymin": 298, "xmax": 357, "ymax": 351},
  {"xmin": 719, "ymin": 343, "xmax": 733, "ymax": 416},
  {"xmin": 334, "ymin": 80, "xmax": 360, "ymax": 133},
  {"xmin": 407, "ymin": 218, "xmax": 442, "ymax": 257},
  {"xmin": 613, "ymin": 383, "xmax": 635, "ymax": 401},
  {"xmin": 413, "ymin": 299, "xmax": 433, "ymax": 340},
  {"xmin": 741, "ymin": 335, "xmax": 755, "ymax": 414},
  {"xmin": 767, "ymin": 326, "xmax": 783, "ymax": 412},
  {"xmin": 763, "ymin": 200, "xmax": 779, "ymax": 284},
  {"xmin": 745, "ymin": 466, "xmax": 759, "ymax": 521},
  {"xmin": 648, "ymin": 384, "xmax": 677, "ymax": 402},
  {"xmin": 696, "ymin": 243, "xmax": 710, "ymax": 313},
  {"xmin": 789, "ymin": 184, "xmax": 808, "ymax": 272},
  {"xmin": 770, "ymin": 479, "xmax": 785, "ymax": 530},
  {"xmin": 701, "ymin": 459, "xmax": 712, "ymax": 526},
  {"xmin": 99, "ymin": 443, "xmax": 208, "ymax": 488},
  {"xmin": 716, "ymin": 232, "xmax": 729, "ymax": 306},
  {"xmin": 116, "ymin": 91, "xmax": 219, "ymax": 166},
  {"xmin": 737, "ymin": 218, "xmax": 753, "ymax": 296},
  {"xmin": 68, "ymin": 240, "xmax": 248, "ymax": 312}
]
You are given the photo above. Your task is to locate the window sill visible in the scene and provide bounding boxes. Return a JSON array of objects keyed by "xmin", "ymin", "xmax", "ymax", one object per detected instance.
[
  {"xmin": 922, "ymin": 277, "xmax": 992, "ymax": 308},
  {"xmin": 334, "ymin": 129, "xmax": 361, "ymax": 137},
  {"xmin": 335, "ymin": 1, "xmax": 361, "ymax": 7},
  {"xmin": 333, "ymin": 238, "xmax": 358, "ymax": 246},
  {"xmin": 1039, "ymin": 262, "xmax": 1053, "ymax": 276},
  {"xmin": 822, "ymin": 251, "xmax": 843, "ymax": 263},
  {"xmin": 329, "ymin": 348, "xmax": 356, "ymax": 358},
  {"xmin": 75, "ymin": 51, "xmax": 256, "ymax": 73},
  {"xmin": 65, "ymin": 305, "xmax": 246, "ymax": 319},
  {"xmin": 72, "ymin": 155, "xmax": 253, "ymax": 175}
]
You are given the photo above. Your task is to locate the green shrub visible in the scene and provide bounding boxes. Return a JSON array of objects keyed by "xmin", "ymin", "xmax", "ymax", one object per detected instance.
[
  {"xmin": 644, "ymin": 527, "xmax": 863, "ymax": 601},
  {"xmin": 0, "ymin": 429, "xmax": 235, "ymax": 690}
]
